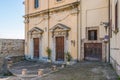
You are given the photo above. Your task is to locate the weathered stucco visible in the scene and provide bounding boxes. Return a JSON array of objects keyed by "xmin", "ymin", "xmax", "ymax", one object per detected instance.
[
  {"xmin": 110, "ymin": 0, "xmax": 120, "ymax": 76},
  {"xmin": 24, "ymin": 0, "xmax": 109, "ymax": 62}
]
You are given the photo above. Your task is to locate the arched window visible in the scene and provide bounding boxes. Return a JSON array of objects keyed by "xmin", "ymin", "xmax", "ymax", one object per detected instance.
[{"xmin": 34, "ymin": 0, "xmax": 39, "ymax": 8}]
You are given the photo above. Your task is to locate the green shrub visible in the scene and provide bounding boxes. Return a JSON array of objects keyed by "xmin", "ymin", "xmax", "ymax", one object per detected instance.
[
  {"xmin": 118, "ymin": 76, "xmax": 120, "ymax": 80},
  {"xmin": 65, "ymin": 52, "xmax": 72, "ymax": 62},
  {"xmin": 3, "ymin": 71, "xmax": 13, "ymax": 76},
  {"xmin": 46, "ymin": 47, "xmax": 52, "ymax": 60}
]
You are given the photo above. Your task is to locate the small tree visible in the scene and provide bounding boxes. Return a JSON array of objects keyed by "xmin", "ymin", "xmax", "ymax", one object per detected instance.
[
  {"xmin": 65, "ymin": 52, "xmax": 72, "ymax": 62},
  {"xmin": 46, "ymin": 47, "xmax": 52, "ymax": 60}
]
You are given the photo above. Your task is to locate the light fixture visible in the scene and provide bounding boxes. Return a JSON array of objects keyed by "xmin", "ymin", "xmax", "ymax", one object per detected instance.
[
  {"xmin": 100, "ymin": 22, "xmax": 109, "ymax": 32},
  {"xmin": 71, "ymin": 40, "xmax": 75, "ymax": 47}
]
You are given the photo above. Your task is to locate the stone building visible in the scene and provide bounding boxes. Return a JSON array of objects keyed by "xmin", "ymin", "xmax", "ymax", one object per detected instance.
[
  {"xmin": 110, "ymin": 0, "xmax": 120, "ymax": 76},
  {"xmin": 24, "ymin": 0, "xmax": 109, "ymax": 62}
]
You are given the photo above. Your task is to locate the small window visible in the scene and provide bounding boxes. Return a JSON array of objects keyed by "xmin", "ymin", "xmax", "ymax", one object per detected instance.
[
  {"xmin": 115, "ymin": 1, "xmax": 118, "ymax": 30},
  {"xmin": 56, "ymin": 0, "xmax": 62, "ymax": 2},
  {"xmin": 88, "ymin": 30, "xmax": 97, "ymax": 40},
  {"xmin": 34, "ymin": 0, "xmax": 39, "ymax": 8}
]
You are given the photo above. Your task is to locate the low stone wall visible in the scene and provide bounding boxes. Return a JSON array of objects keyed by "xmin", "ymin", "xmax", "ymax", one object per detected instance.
[
  {"xmin": 0, "ymin": 39, "xmax": 25, "ymax": 75},
  {"xmin": 0, "ymin": 39, "xmax": 25, "ymax": 57}
]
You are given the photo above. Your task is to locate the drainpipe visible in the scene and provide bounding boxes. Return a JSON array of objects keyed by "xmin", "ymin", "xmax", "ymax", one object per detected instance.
[
  {"xmin": 80, "ymin": 0, "xmax": 82, "ymax": 61},
  {"xmin": 48, "ymin": 0, "xmax": 50, "ymax": 48},
  {"xmin": 76, "ymin": 0, "xmax": 79, "ymax": 62},
  {"xmin": 108, "ymin": 0, "xmax": 111, "ymax": 63}
]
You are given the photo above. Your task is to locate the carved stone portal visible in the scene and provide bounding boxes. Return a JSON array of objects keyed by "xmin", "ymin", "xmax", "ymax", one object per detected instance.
[
  {"xmin": 28, "ymin": 27, "xmax": 44, "ymax": 39},
  {"xmin": 50, "ymin": 23, "xmax": 70, "ymax": 38}
]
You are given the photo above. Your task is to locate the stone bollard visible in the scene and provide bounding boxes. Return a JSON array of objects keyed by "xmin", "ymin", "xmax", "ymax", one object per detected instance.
[
  {"xmin": 7, "ymin": 61, "xmax": 13, "ymax": 68},
  {"xmin": 7, "ymin": 64, "xmax": 11, "ymax": 69},
  {"xmin": 61, "ymin": 64, "xmax": 65, "ymax": 68},
  {"xmin": 38, "ymin": 69, "xmax": 43, "ymax": 76},
  {"xmin": 22, "ymin": 69, "xmax": 27, "ymax": 75},
  {"xmin": 52, "ymin": 65, "xmax": 57, "ymax": 71}
]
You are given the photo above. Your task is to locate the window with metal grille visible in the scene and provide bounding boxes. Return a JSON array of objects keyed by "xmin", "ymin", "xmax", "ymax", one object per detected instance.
[{"xmin": 88, "ymin": 30, "xmax": 97, "ymax": 40}]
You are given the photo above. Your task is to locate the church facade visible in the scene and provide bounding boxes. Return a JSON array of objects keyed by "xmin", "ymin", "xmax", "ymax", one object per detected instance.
[{"xmin": 24, "ymin": 0, "xmax": 109, "ymax": 62}]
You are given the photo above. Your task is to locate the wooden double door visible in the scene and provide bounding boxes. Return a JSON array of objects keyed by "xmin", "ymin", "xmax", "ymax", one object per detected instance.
[
  {"xmin": 33, "ymin": 38, "xmax": 39, "ymax": 58},
  {"xmin": 56, "ymin": 36, "xmax": 64, "ymax": 61},
  {"xmin": 84, "ymin": 43, "xmax": 102, "ymax": 61}
]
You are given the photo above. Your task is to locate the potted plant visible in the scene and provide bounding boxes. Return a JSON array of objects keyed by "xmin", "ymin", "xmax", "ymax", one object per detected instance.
[
  {"xmin": 65, "ymin": 52, "xmax": 72, "ymax": 65},
  {"xmin": 46, "ymin": 47, "xmax": 52, "ymax": 62}
]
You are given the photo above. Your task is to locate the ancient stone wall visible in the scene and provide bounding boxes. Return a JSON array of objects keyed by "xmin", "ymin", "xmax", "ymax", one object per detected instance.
[{"xmin": 0, "ymin": 39, "xmax": 25, "ymax": 58}]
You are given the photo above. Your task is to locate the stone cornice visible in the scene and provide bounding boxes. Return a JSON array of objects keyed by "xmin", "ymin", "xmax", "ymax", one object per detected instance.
[{"xmin": 24, "ymin": 1, "xmax": 80, "ymax": 18}]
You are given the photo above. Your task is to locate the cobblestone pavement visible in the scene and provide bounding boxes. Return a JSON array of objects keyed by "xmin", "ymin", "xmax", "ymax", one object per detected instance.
[{"xmin": 0, "ymin": 61, "xmax": 119, "ymax": 80}]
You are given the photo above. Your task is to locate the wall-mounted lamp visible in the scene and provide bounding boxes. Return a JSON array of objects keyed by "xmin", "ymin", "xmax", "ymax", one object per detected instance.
[
  {"xmin": 100, "ymin": 22, "xmax": 109, "ymax": 32},
  {"xmin": 71, "ymin": 40, "xmax": 75, "ymax": 47}
]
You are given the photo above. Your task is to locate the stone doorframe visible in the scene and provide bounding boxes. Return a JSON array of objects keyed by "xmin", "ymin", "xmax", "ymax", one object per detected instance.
[
  {"xmin": 81, "ymin": 27, "xmax": 106, "ymax": 62},
  {"xmin": 50, "ymin": 23, "xmax": 71, "ymax": 62},
  {"xmin": 81, "ymin": 40, "xmax": 106, "ymax": 62},
  {"xmin": 28, "ymin": 27, "xmax": 44, "ymax": 60}
]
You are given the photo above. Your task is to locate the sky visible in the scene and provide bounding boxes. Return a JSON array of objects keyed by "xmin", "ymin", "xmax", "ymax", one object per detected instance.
[{"xmin": 0, "ymin": 0, "xmax": 24, "ymax": 39}]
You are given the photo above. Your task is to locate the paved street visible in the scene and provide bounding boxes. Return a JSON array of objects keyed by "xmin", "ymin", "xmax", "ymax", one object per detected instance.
[
  {"xmin": 0, "ymin": 61, "xmax": 119, "ymax": 80},
  {"xmin": 41, "ymin": 61, "xmax": 119, "ymax": 80}
]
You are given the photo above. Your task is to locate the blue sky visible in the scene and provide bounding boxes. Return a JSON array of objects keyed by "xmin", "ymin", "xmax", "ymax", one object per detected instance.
[{"xmin": 0, "ymin": 0, "xmax": 24, "ymax": 39}]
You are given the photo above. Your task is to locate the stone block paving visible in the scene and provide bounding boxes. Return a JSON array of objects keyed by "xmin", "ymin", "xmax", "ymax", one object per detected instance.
[{"xmin": 0, "ymin": 61, "xmax": 119, "ymax": 80}]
